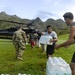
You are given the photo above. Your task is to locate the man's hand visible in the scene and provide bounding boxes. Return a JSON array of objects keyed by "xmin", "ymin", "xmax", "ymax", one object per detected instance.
[
  {"xmin": 41, "ymin": 32, "xmax": 44, "ymax": 35},
  {"xmin": 49, "ymin": 38, "xmax": 58, "ymax": 43},
  {"xmin": 54, "ymin": 44, "xmax": 61, "ymax": 49},
  {"xmin": 49, "ymin": 39, "xmax": 53, "ymax": 43}
]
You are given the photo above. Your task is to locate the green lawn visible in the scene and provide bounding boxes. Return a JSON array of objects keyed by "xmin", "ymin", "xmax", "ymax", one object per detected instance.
[
  {"xmin": 0, "ymin": 39, "xmax": 46, "ymax": 75},
  {"xmin": 0, "ymin": 34, "xmax": 75, "ymax": 75}
]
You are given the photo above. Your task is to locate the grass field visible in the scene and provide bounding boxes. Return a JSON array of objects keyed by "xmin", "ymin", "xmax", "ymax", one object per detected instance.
[{"xmin": 0, "ymin": 34, "xmax": 75, "ymax": 75}]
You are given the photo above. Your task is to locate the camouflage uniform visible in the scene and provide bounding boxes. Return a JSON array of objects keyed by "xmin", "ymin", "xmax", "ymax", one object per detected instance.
[{"xmin": 12, "ymin": 29, "xmax": 26, "ymax": 60}]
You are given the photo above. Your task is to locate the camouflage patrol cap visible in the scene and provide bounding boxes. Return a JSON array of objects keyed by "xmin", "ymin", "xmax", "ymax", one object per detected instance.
[{"xmin": 63, "ymin": 12, "xmax": 74, "ymax": 20}]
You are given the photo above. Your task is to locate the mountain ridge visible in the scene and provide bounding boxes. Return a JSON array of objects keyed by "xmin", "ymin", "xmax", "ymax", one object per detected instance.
[{"xmin": 0, "ymin": 11, "xmax": 68, "ymax": 34}]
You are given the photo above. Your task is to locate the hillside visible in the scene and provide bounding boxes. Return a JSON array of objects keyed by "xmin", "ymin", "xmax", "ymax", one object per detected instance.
[{"xmin": 0, "ymin": 11, "xmax": 68, "ymax": 34}]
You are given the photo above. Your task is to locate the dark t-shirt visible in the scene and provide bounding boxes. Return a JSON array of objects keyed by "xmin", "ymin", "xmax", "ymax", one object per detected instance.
[
  {"xmin": 70, "ymin": 22, "xmax": 75, "ymax": 63},
  {"xmin": 70, "ymin": 22, "xmax": 75, "ymax": 26}
]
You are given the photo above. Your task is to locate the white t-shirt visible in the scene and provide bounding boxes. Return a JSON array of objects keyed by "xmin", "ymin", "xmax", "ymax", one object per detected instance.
[
  {"xmin": 39, "ymin": 31, "xmax": 57, "ymax": 45},
  {"xmin": 44, "ymin": 31, "xmax": 57, "ymax": 39}
]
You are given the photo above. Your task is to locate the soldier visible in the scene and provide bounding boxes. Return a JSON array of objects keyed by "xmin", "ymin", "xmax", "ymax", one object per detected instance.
[{"xmin": 12, "ymin": 25, "xmax": 26, "ymax": 60}]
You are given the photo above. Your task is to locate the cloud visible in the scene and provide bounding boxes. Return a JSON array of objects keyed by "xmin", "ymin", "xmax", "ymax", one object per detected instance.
[
  {"xmin": 39, "ymin": 0, "xmax": 75, "ymax": 21},
  {"xmin": 0, "ymin": 5, "xmax": 7, "ymax": 8},
  {"xmin": 36, "ymin": 11, "xmax": 60, "ymax": 21},
  {"xmin": 0, "ymin": 5, "xmax": 8, "ymax": 11},
  {"xmin": 43, "ymin": 0, "xmax": 75, "ymax": 13},
  {"xmin": 0, "ymin": 5, "xmax": 14, "ymax": 15},
  {"xmin": 0, "ymin": 0, "xmax": 75, "ymax": 21}
]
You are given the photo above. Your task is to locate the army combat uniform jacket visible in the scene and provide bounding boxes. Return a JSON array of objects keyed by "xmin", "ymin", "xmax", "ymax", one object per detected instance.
[{"xmin": 12, "ymin": 29, "xmax": 26, "ymax": 50}]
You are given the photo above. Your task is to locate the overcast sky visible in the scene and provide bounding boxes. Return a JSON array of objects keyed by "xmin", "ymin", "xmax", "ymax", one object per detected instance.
[{"xmin": 0, "ymin": 0, "xmax": 75, "ymax": 21}]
